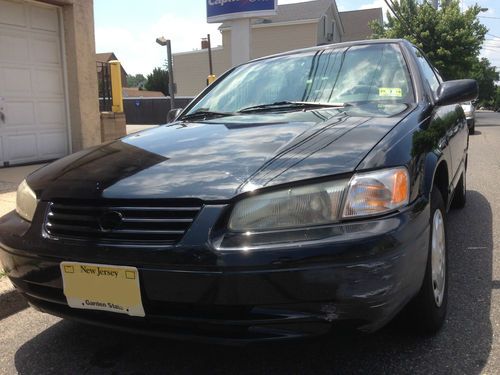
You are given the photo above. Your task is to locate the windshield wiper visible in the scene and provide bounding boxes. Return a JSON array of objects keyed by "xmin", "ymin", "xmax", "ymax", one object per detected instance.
[
  {"xmin": 181, "ymin": 110, "xmax": 237, "ymax": 121},
  {"xmin": 238, "ymin": 101, "xmax": 349, "ymax": 113},
  {"xmin": 181, "ymin": 102, "xmax": 349, "ymax": 120}
]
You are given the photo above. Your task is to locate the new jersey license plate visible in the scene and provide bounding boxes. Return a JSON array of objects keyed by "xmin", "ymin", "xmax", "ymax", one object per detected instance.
[{"xmin": 60, "ymin": 262, "xmax": 145, "ymax": 317}]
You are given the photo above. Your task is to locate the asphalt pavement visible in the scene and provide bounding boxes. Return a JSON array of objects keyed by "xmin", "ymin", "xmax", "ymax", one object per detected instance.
[{"xmin": 1, "ymin": 112, "xmax": 500, "ymax": 374}]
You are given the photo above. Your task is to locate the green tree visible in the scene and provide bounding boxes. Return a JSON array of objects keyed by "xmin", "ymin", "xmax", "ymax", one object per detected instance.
[
  {"xmin": 493, "ymin": 86, "xmax": 500, "ymax": 111},
  {"xmin": 127, "ymin": 73, "xmax": 147, "ymax": 88},
  {"xmin": 470, "ymin": 58, "xmax": 499, "ymax": 106},
  {"xmin": 144, "ymin": 67, "xmax": 169, "ymax": 96},
  {"xmin": 371, "ymin": 0, "xmax": 487, "ymax": 80}
]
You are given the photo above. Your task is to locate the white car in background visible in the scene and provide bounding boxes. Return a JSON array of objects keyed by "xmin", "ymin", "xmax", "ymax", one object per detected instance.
[{"xmin": 461, "ymin": 101, "xmax": 475, "ymax": 134}]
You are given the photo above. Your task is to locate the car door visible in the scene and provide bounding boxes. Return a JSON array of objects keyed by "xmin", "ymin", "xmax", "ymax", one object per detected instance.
[
  {"xmin": 433, "ymin": 70, "xmax": 468, "ymax": 179},
  {"xmin": 413, "ymin": 48, "xmax": 462, "ymax": 184}
]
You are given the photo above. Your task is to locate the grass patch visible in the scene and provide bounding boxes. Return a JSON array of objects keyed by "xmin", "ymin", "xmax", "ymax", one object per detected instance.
[{"xmin": 0, "ymin": 269, "xmax": 5, "ymax": 278}]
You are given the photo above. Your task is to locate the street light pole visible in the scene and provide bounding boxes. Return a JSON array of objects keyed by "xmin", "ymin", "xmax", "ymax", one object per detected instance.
[
  {"xmin": 156, "ymin": 36, "xmax": 176, "ymax": 110},
  {"xmin": 166, "ymin": 40, "xmax": 175, "ymax": 110},
  {"xmin": 207, "ymin": 34, "xmax": 214, "ymax": 76}
]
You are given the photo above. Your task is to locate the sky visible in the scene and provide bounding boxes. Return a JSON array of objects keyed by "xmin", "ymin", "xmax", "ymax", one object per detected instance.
[{"xmin": 94, "ymin": 0, "xmax": 500, "ymax": 76}]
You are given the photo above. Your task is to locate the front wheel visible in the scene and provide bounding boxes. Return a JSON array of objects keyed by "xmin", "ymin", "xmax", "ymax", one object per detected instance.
[{"xmin": 407, "ymin": 187, "xmax": 448, "ymax": 334}]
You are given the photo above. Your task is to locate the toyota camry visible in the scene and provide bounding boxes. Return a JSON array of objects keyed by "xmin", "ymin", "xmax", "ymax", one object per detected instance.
[{"xmin": 0, "ymin": 39, "xmax": 477, "ymax": 344}]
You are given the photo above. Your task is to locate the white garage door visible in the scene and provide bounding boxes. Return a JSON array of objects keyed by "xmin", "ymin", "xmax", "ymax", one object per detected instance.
[{"xmin": 0, "ymin": 0, "xmax": 69, "ymax": 166}]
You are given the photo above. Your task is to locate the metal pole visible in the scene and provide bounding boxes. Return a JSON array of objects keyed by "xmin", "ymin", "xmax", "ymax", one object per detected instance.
[
  {"xmin": 166, "ymin": 40, "xmax": 175, "ymax": 110},
  {"xmin": 207, "ymin": 34, "xmax": 214, "ymax": 76}
]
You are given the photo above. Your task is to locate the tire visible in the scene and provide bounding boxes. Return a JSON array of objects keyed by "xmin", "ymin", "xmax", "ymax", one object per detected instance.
[
  {"xmin": 451, "ymin": 172, "xmax": 466, "ymax": 209},
  {"xmin": 407, "ymin": 187, "xmax": 448, "ymax": 334},
  {"xmin": 469, "ymin": 121, "xmax": 475, "ymax": 135}
]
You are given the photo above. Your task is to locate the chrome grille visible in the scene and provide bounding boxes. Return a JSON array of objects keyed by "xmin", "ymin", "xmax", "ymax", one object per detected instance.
[{"xmin": 45, "ymin": 200, "xmax": 202, "ymax": 244}]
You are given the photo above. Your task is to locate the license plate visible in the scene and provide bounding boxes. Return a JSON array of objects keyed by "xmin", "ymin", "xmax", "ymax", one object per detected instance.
[{"xmin": 60, "ymin": 262, "xmax": 145, "ymax": 317}]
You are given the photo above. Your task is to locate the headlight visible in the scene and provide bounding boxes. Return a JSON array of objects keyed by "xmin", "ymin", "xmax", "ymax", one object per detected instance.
[
  {"xmin": 16, "ymin": 179, "xmax": 38, "ymax": 222},
  {"xmin": 228, "ymin": 167, "xmax": 409, "ymax": 231},
  {"xmin": 342, "ymin": 167, "xmax": 409, "ymax": 218},
  {"xmin": 229, "ymin": 179, "xmax": 348, "ymax": 231}
]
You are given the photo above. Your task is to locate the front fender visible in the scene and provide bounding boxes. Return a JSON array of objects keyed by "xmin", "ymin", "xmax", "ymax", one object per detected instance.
[{"xmin": 422, "ymin": 151, "xmax": 440, "ymax": 201}]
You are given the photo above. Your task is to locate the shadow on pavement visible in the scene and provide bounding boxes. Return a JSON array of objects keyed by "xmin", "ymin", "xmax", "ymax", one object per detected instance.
[
  {"xmin": 0, "ymin": 289, "xmax": 28, "ymax": 320},
  {"xmin": 14, "ymin": 191, "xmax": 492, "ymax": 374}
]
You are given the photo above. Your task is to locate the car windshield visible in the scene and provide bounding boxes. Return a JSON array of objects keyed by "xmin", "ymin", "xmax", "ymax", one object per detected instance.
[{"xmin": 186, "ymin": 43, "xmax": 414, "ymax": 116}]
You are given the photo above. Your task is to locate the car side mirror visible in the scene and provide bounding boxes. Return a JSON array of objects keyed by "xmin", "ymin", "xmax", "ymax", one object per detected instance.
[
  {"xmin": 167, "ymin": 108, "xmax": 183, "ymax": 123},
  {"xmin": 435, "ymin": 79, "xmax": 478, "ymax": 107}
]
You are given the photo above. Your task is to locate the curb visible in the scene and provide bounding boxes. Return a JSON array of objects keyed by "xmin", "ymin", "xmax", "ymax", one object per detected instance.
[{"xmin": 0, "ymin": 276, "xmax": 15, "ymax": 296}]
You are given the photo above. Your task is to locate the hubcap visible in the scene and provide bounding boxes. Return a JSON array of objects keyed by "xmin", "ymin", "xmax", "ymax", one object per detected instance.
[{"xmin": 431, "ymin": 209, "xmax": 446, "ymax": 307}]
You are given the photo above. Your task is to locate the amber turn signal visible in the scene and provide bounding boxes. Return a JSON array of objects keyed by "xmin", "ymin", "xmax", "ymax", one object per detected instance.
[{"xmin": 342, "ymin": 167, "xmax": 410, "ymax": 218}]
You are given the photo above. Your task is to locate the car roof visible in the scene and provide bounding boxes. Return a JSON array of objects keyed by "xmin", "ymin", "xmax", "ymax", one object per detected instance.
[{"xmin": 248, "ymin": 39, "xmax": 412, "ymax": 64}]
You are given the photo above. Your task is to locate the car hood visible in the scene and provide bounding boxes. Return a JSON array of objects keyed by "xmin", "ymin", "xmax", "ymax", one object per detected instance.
[{"xmin": 29, "ymin": 104, "xmax": 412, "ymax": 201}]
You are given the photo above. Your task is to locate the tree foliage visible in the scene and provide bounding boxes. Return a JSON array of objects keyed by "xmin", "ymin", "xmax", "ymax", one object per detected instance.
[
  {"xmin": 371, "ymin": 0, "xmax": 487, "ymax": 81},
  {"xmin": 494, "ymin": 87, "xmax": 500, "ymax": 111},
  {"xmin": 127, "ymin": 73, "xmax": 147, "ymax": 88},
  {"xmin": 469, "ymin": 58, "xmax": 499, "ymax": 104},
  {"xmin": 144, "ymin": 67, "xmax": 169, "ymax": 96}
]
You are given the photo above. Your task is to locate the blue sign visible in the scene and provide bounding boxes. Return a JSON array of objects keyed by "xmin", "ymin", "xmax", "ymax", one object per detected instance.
[{"xmin": 207, "ymin": 0, "xmax": 277, "ymax": 23}]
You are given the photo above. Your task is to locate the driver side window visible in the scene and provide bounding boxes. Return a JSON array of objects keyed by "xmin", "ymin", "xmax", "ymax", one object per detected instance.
[{"xmin": 413, "ymin": 48, "xmax": 440, "ymax": 94}]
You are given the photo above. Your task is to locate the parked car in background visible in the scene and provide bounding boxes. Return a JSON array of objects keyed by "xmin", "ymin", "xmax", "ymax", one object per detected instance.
[
  {"xmin": 0, "ymin": 39, "xmax": 477, "ymax": 344},
  {"xmin": 461, "ymin": 101, "xmax": 475, "ymax": 134}
]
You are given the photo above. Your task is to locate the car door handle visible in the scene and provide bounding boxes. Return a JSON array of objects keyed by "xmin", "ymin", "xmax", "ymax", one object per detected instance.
[{"xmin": 0, "ymin": 110, "xmax": 4, "ymax": 124}]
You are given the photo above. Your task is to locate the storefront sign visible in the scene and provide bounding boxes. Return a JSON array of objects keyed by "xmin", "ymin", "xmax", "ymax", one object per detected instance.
[{"xmin": 207, "ymin": 0, "xmax": 277, "ymax": 23}]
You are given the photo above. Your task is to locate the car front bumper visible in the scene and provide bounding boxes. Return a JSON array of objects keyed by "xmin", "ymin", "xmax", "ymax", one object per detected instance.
[{"xmin": 0, "ymin": 199, "xmax": 430, "ymax": 344}]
